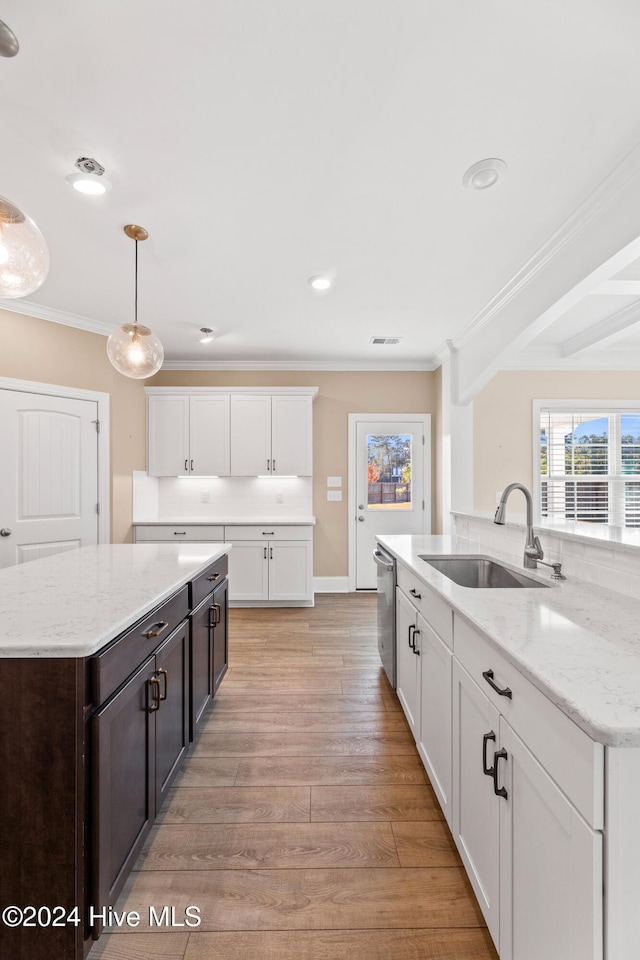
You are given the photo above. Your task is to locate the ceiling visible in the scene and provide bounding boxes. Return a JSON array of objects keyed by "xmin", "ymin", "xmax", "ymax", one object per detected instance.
[{"xmin": 3, "ymin": 0, "xmax": 640, "ymax": 384}]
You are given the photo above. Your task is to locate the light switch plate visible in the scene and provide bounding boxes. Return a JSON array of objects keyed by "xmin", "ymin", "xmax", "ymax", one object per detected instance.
[
  {"xmin": 327, "ymin": 476, "xmax": 342, "ymax": 487},
  {"xmin": 327, "ymin": 490, "xmax": 342, "ymax": 501}
]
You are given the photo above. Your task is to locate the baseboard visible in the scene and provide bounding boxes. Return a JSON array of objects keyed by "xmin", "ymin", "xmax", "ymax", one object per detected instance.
[{"xmin": 313, "ymin": 576, "xmax": 350, "ymax": 593}]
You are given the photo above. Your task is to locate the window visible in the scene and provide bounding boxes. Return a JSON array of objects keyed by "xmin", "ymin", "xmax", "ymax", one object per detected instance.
[
  {"xmin": 536, "ymin": 402, "xmax": 640, "ymax": 528},
  {"xmin": 366, "ymin": 433, "xmax": 412, "ymax": 510}
]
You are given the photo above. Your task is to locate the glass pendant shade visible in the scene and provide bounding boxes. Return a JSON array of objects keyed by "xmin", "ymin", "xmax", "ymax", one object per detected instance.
[
  {"xmin": 107, "ymin": 322, "xmax": 164, "ymax": 379},
  {"xmin": 0, "ymin": 196, "xmax": 49, "ymax": 298}
]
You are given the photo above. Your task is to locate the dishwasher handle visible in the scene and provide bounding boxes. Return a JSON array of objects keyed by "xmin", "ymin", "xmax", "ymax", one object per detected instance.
[{"xmin": 373, "ymin": 548, "xmax": 395, "ymax": 572}]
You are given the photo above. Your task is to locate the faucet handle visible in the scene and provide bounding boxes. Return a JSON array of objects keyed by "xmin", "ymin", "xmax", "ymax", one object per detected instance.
[{"xmin": 525, "ymin": 536, "xmax": 544, "ymax": 561}]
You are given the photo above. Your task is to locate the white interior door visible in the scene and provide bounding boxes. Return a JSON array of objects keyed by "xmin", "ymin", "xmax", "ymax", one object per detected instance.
[
  {"xmin": 352, "ymin": 415, "xmax": 430, "ymax": 589},
  {"xmin": 0, "ymin": 389, "xmax": 100, "ymax": 568}
]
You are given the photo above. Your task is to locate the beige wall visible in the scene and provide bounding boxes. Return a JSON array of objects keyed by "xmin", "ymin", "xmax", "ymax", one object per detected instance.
[
  {"xmin": 150, "ymin": 370, "xmax": 440, "ymax": 576},
  {"xmin": 0, "ymin": 309, "xmax": 147, "ymax": 543},
  {"xmin": 473, "ymin": 369, "xmax": 640, "ymax": 511}
]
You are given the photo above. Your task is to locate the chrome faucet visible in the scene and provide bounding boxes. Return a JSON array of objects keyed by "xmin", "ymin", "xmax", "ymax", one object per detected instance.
[{"xmin": 494, "ymin": 482, "xmax": 545, "ymax": 571}]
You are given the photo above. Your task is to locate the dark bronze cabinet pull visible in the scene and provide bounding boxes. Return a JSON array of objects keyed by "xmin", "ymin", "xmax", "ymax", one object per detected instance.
[
  {"xmin": 408, "ymin": 624, "xmax": 415, "ymax": 650},
  {"xmin": 492, "ymin": 748, "xmax": 508, "ymax": 799},
  {"xmin": 482, "ymin": 731, "xmax": 496, "ymax": 776},
  {"xmin": 412, "ymin": 628, "xmax": 421, "ymax": 655},
  {"xmin": 173, "ymin": 531, "xmax": 186, "ymax": 536},
  {"xmin": 482, "ymin": 669, "xmax": 512, "ymax": 699},
  {"xmin": 262, "ymin": 531, "xmax": 275, "ymax": 535},
  {"xmin": 410, "ymin": 588, "xmax": 422, "ymax": 600},
  {"xmin": 185, "ymin": 459, "xmax": 188, "ymax": 472},
  {"xmin": 212, "ymin": 603, "xmax": 221, "ymax": 626},
  {"xmin": 207, "ymin": 573, "xmax": 220, "ymax": 581},
  {"xmin": 148, "ymin": 676, "xmax": 161, "ymax": 712},
  {"xmin": 157, "ymin": 668, "xmax": 168, "ymax": 701},
  {"xmin": 144, "ymin": 620, "xmax": 169, "ymax": 639}
]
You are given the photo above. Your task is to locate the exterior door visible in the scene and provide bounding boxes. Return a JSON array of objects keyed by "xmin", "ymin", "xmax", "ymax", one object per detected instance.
[
  {"xmin": 0, "ymin": 389, "xmax": 99, "ymax": 568},
  {"xmin": 353, "ymin": 415, "xmax": 430, "ymax": 589}
]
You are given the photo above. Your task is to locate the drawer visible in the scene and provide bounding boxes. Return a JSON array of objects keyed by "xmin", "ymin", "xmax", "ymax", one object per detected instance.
[
  {"xmin": 135, "ymin": 524, "xmax": 225, "ymax": 542},
  {"xmin": 225, "ymin": 524, "xmax": 312, "ymax": 541},
  {"xmin": 454, "ymin": 614, "xmax": 604, "ymax": 828},
  {"xmin": 191, "ymin": 553, "xmax": 229, "ymax": 609},
  {"xmin": 396, "ymin": 562, "xmax": 453, "ymax": 649},
  {"xmin": 92, "ymin": 585, "xmax": 189, "ymax": 706}
]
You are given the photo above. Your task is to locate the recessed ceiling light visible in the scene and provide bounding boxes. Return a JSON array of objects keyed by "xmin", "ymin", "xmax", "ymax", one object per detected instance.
[
  {"xmin": 462, "ymin": 158, "xmax": 507, "ymax": 190},
  {"xmin": 65, "ymin": 157, "xmax": 111, "ymax": 195},
  {"xmin": 308, "ymin": 274, "xmax": 332, "ymax": 292},
  {"xmin": 199, "ymin": 328, "xmax": 214, "ymax": 343}
]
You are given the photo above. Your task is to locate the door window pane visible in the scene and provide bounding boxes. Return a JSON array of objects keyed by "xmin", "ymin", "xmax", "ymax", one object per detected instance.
[{"xmin": 367, "ymin": 434, "xmax": 412, "ymax": 509}]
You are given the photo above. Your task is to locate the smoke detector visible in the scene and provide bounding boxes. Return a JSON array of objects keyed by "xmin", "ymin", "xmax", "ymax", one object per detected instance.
[{"xmin": 370, "ymin": 337, "xmax": 401, "ymax": 345}]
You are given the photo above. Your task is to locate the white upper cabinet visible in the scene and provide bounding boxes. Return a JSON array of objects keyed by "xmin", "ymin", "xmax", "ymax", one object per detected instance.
[
  {"xmin": 148, "ymin": 394, "xmax": 230, "ymax": 477},
  {"xmin": 230, "ymin": 393, "xmax": 313, "ymax": 477},
  {"xmin": 147, "ymin": 388, "xmax": 317, "ymax": 478}
]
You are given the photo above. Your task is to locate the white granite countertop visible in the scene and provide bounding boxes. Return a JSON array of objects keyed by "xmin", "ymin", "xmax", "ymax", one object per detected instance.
[
  {"xmin": 133, "ymin": 517, "xmax": 316, "ymax": 525},
  {"xmin": 378, "ymin": 533, "xmax": 640, "ymax": 747},
  {"xmin": 0, "ymin": 543, "xmax": 230, "ymax": 659}
]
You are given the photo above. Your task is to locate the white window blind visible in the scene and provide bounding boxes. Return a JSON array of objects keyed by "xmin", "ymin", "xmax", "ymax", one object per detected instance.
[{"xmin": 539, "ymin": 407, "xmax": 640, "ymax": 528}]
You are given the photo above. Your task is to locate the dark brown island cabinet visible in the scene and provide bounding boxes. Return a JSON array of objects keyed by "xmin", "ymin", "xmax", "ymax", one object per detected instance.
[{"xmin": 0, "ymin": 551, "xmax": 228, "ymax": 960}]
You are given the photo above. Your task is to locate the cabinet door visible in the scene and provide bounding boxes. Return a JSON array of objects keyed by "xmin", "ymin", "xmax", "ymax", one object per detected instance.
[
  {"xmin": 148, "ymin": 394, "xmax": 190, "ymax": 476},
  {"xmin": 211, "ymin": 577, "xmax": 229, "ymax": 693},
  {"xmin": 395, "ymin": 587, "xmax": 420, "ymax": 735},
  {"xmin": 190, "ymin": 593, "xmax": 214, "ymax": 737},
  {"xmin": 92, "ymin": 655, "xmax": 155, "ymax": 912},
  {"xmin": 189, "ymin": 394, "xmax": 230, "ymax": 477},
  {"xmin": 271, "ymin": 395, "xmax": 312, "ymax": 476},
  {"xmin": 155, "ymin": 621, "xmax": 190, "ymax": 806},
  {"xmin": 227, "ymin": 541, "xmax": 269, "ymax": 601},
  {"xmin": 452, "ymin": 659, "xmax": 501, "ymax": 947},
  {"xmin": 499, "ymin": 721, "xmax": 603, "ymax": 960},
  {"xmin": 230, "ymin": 395, "xmax": 272, "ymax": 475},
  {"xmin": 417, "ymin": 614, "xmax": 452, "ymax": 826},
  {"xmin": 268, "ymin": 541, "xmax": 312, "ymax": 601}
]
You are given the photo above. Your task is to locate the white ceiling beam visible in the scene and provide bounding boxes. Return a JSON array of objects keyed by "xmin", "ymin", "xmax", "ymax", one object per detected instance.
[
  {"xmin": 560, "ymin": 299, "xmax": 640, "ymax": 356},
  {"xmin": 448, "ymin": 138, "xmax": 640, "ymax": 404},
  {"xmin": 591, "ymin": 280, "xmax": 640, "ymax": 295}
]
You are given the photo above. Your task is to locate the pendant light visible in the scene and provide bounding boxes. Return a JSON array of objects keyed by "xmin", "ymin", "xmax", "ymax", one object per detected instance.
[
  {"xmin": 0, "ymin": 196, "xmax": 50, "ymax": 299},
  {"xmin": 107, "ymin": 224, "xmax": 164, "ymax": 379}
]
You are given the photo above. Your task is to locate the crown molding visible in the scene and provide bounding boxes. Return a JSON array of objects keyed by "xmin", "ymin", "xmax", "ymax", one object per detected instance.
[
  {"xmin": 160, "ymin": 358, "xmax": 439, "ymax": 372},
  {"xmin": 0, "ymin": 298, "xmax": 113, "ymax": 336}
]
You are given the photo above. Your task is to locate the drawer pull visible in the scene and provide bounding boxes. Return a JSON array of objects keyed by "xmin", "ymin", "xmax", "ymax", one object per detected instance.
[
  {"xmin": 173, "ymin": 531, "xmax": 186, "ymax": 536},
  {"xmin": 144, "ymin": 620, "xmax": 169, "ymax": 640},
  {"xmin": 482, "ymin": 668, "xmax": 512, "ymax": 699},
  {"xmin": 157, "ymin": 668, "xmax": 168, "ymax": 701},
  {"xmin": 262, "ymin": 531, "xmax": 275, "ymax": 535},
  {"xmin": 207, "ymin": 573, "xmax": 220, "ymax": 582},
  {"xmin": 482, "ymin": 730, "xmax": 496, "ymax": 776},
  {"xmin": 492, "ymin": 748, "xmax": 508, "ymax": 799},
  {"xmin": 409, "ymin": 588, "xmax": 422, "ymax": 600}
]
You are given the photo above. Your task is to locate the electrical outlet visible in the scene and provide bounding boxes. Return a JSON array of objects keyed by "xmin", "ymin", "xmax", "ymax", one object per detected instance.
[
  {"xmin": 327, "ymin": 476, "xmax": 342, "ymax": 487},
  {"xmin": 327, "ymin": 490, "xmax": 342, "ymax": 501},
  {"xmin": 276, "ymin": 491, "xmax": 283, "ymax": 503},
  {"xmin": 201, "ymin": 490, "xmax": 210, "ymax": 503}
]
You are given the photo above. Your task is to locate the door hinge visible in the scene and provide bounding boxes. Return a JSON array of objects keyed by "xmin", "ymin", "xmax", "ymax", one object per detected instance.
[
  {"xmin": 96, "ymin": 503, "xmax": 100, "ymax": 515},
  {"xmin": 92, "ymin": 419, "xmax": 100, "ymax": 433},
  {"xmin": 422, "ymin": 500, "xmax": 425, "ymax": 510},
  {"xmin": 422, "ymin": 434, "xmax": 425, "ymax": 445}
]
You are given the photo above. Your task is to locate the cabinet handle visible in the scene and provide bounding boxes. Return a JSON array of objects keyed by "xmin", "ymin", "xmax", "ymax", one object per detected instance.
[
  {"xmin": 270, "ymin": 547, "xmax": 273, "ymax": 560},
  {"xmin": 173, "ymin": 531, "xmax": 187, "ymax": 536},
  {"xmin": 267, "ymin": 459, "xmax": 271, "ymax": 472},
  {"xmin": 264, "ymin": 546, "xmax": 267, "ymax": 559},
  {"xmin": 492, "ymin": 748, "xmax": 508, "ymax": 799},
  {"xmin": 272, "ymin": 459, "xmax": 276, "ymax": 472},
  {"xmin": 412, "ymin": 628, "xmax": 421, "ymax": 655},
  {"xmin": 482, "ymin": 668, "xmax": 512, "ymax": 699},
  {"xmin": 482, "ymin": 730, "xmax": 496, "ymax": 776},
  {"xmin": 210, "ymin": 602, "xmax": 221, "ymax": 626},
  {"xmin": 148, "ymin": 676, "xmax": 161, "ymax": 712},
  {"xmin": 262, "ymin": 531, "xmax": 275, "ymax": 535},
  {"xmin": 157, "ymin": 668, "xmax": 168, "ymax": 701},
  {"xmin": 185, "ymin": 459, "xmax": 188, "ymax": 472},
  {"xmin": 191, "ymin": 459, "xmax": 194, "ymax": 471},
  {"xmin": 144, "ymin": 620, "xmax": 169, "ymax": 639},
  {"xmin": 409, "ymin": 588, "xmax": 422, "ymax": 600},
  {"xmin": 207, "ymin": 573, "xmax": 220, "ymax": 582},
  {"xmin": 408, "ymin": 624, "xmax": 415, "ymax": 650}
]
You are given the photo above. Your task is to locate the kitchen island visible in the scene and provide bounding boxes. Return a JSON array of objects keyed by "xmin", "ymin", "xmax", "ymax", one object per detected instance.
[
  {"xmin": 378, "ymin": 532, "xmax": 640, "ymax": 960},
  {"xmin": 0, "ymin": 543, "xmax": 230, "ymax": 960}
]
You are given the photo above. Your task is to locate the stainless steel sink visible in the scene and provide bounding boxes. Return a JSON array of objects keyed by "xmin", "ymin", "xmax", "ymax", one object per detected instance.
[{"xmin": 418, "ymin": 555, "xmax": 550, "ymax": 589}]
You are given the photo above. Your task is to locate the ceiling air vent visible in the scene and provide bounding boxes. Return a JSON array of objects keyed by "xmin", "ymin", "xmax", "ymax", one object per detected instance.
[{"xmin": 370, "ymin": 337, "xmax": 401, "ymax": 345}]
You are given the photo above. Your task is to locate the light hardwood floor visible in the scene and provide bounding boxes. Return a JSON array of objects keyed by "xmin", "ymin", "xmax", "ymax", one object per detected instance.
[{"xmin": 90, "ymin": 594, "xmax": 498, "ymax": 960}]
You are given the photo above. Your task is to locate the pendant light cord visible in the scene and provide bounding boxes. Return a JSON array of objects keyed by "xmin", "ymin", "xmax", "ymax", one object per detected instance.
[{"xmin": 134, "ymin": 238, "xmax": 138, "ymax": 327}]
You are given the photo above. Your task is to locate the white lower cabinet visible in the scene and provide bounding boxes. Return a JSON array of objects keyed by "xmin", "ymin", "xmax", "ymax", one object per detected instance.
[
  {"xmin": 393, "ymin": 559, "xmax": 604, "ymax": 960},
  {"xmin": 227, "ymin": 539, "xmax": 313, "ymax": 603}
]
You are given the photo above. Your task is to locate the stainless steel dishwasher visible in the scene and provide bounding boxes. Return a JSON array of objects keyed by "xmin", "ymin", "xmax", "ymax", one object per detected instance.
[{"xmin": 373, "ymin": 545, "xmax": 396, "ymax": 687}]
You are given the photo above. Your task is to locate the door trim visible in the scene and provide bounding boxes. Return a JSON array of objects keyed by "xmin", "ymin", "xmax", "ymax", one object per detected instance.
[
  {"xmin": 0, "ymin": 376, "xmax": 110, "ymax": 544},
  {"xmin": 347, "ymin": 412, "xmax": 431, "ymax": 592}
]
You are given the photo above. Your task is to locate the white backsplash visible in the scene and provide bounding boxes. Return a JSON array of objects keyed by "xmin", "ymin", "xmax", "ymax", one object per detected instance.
[
  {"xmin": 132, "ymin": 472, "xmax": 313, "ymax": 520},
  {"xmin": 453, "ymin": 512, "xmax": 640, "ymax": 601}
]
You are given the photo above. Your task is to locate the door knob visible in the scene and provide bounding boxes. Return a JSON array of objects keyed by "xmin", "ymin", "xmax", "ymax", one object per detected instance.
[
  {"xmin": 0, "ymin": 528, "xmax": 11, "ymax": 537},
  {"xmin": 358, "ymin": 516, "xmax": 365, "ymax": 522},
  {"xmin": 358, "ymin": 503, "xmax": 365, "ymax": 510}
]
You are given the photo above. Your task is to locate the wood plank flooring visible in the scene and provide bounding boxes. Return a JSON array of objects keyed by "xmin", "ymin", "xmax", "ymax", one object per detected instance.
[{"xmin": 90, "ymin": 593, "xmax": 498, "ymax": 960}]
